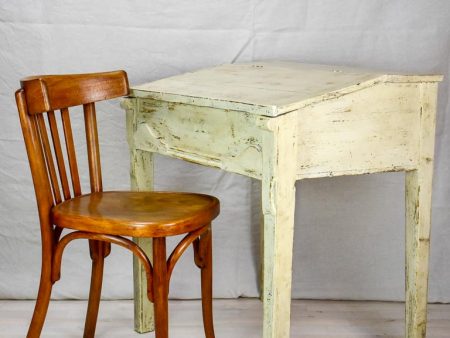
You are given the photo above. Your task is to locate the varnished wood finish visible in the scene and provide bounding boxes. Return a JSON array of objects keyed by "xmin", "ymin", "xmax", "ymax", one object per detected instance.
[
  {"xmin": 15, "ymin": 71, "xmax": 219, "ymax": 338},
  {"xmin": 199, "ymin": 227, "xmax": 215, "ymax": 338},
  {"xmin": 153, "ymin": 238, "xmax": 169, "ymax": 338},
  {"xmin": 61, "ymin": 107, "xmax": 82, "ymax": 196},
  {"xmin": 84, "ymin": 102, "xmax": 102, "ymax": 193},
  {"xmin": 36, "ymin": 114, "xmax": 62, "ymax": 204},
  {"xmin": 51, "ymin": 231, "xmax": 154, "ymax": 301},
  {"xmin": 47, "ymin": 111, "xmax": 71, "ymax": 200},
  {"xmin": 84, "ymin": 241, "xmax": 109, "ymax": 338},
  {"xmin": 15, "ymin": 90, "xmax": 54, "ymax": 338},
  {"xmin": 52, "ymin": 191, "xmax": 219, "ymax": 237},
  {"xmin": 21, "ymin": 71, "xmax": 129, "ymax": 114},
  {"xmin": 167, "ymin": 227, "xmax": 209, "ymax": 281}
]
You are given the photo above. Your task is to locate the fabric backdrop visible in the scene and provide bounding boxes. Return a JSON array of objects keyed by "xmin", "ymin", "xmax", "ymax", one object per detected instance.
[{"xmin": 0, "ymin": 0, "xmax": 449, "ymax": 302}]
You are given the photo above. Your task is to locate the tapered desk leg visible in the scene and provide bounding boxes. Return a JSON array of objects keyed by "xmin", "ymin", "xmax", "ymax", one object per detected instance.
[
  {"xmin": 405, "ymin": 169, "xmax": 432, "ymax": 338},
  {"xmin": 125, "ymin": 98, "xmax": 155, "ymax": 333},
  {"xmin": 130, "ymin": 149, "xmax": 155, "ymax": 333},
  {"xmin": 405, "ymin": 83, "xmax": 437, "ymax": 338},
  {"xmin": 261, "ymin": 117, "xmax": 297, "ymax": 338}
]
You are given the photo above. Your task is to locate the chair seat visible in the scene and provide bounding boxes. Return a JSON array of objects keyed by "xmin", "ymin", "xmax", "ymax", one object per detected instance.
[{"xmin": 51, "ymin": 191, "xmax": 220, "ymax": 237}]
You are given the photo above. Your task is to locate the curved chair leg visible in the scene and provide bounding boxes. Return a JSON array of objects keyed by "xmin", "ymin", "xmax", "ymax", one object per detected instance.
[
  {"xmin": 199, "ymin": 227, "xmax": 215, "ymax": 338},
  {"xmin": 84, "ymin": 240, "xmax": 110, "ymax": 338},
  {"xmin": 27, "ymin": 257, "xmax": 53, "ymax": 338},
  {"xmin": 153, "ymin": 237, "xmax": 169, "ymax": 338}
]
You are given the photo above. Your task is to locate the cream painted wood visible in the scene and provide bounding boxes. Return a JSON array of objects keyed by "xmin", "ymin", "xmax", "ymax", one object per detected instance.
[
  {"xmin": 295, "ymin": 83, "xmax": 421, "ymax": 178},
  {"xmin": 405, "ymin": 83, "xmax": 438, "ymax": 338},
  {"xmin": 132, "ymin": 61, "xmax": 440, "ymax": 117},
  {"xmin": 124, "ymin": 98, "xmax": 155, "ymax": 333},
  {"xmin": 133, "ymin": 99, "xmax": 268, "ymax": 179},
  {"xmin": 123, "ymin": 61, "xmax": 442, "ymax": 338},
  {"xmin": 261, "ymin": 114, "xmax": 298, "ymax": 337}
]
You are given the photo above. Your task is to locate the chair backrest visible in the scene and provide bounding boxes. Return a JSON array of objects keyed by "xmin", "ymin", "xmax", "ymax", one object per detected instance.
[{"xmin": 15, "ymin": 70, "xmax": 129, "ymax": 238}]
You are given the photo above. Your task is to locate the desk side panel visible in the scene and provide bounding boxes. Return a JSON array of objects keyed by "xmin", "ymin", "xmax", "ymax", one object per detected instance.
[
  {"xmin": 133, "ymin": 99, "xmax": 268, "ymax": 179},
  {"xmin": 296, "ymin": 83, "xmax": 421, "ymax": 178}
]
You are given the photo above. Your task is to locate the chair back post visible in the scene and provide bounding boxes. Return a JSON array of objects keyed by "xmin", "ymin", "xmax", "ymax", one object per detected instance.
[{"xmin": 15, "ymin": 89, "xmax": 55, "ymax": 252}]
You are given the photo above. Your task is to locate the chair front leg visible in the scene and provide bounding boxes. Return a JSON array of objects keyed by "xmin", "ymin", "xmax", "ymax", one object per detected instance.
[
  {"xmin": 153, "ymin": 237, "xmax": 169, "ymax": 338},
  {"xmin": 199, "ymin": 226, "xmax": 215, "ymax": 338},
  {"xmin": 84, "ymin": 240, "xmax": 110, "ymax": 338},
  {"xmin": 27, "ymin": 254, "xmax": 53, "ymax": 338}
]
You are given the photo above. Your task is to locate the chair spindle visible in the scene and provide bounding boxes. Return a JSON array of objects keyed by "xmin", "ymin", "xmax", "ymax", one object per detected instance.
[
  {"xmin": 83, "ymin": 103, "xmax": 102, "ymax": 193},
  {"xmin": 47, "ymin": 111, "xmax": 71, "ymax": 200},
  {"xmin": 60, "ymin": 108, "xmax": 82, "ymax": 196},
  {"xmin": 36, "ymin": 114, "xmax": 62, "ymax": 204}
]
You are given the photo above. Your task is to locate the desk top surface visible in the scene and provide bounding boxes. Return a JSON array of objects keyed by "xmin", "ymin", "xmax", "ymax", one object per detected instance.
[{"xmin": 131, "ymin": 61, "xmax": 442, "ymax": 117}]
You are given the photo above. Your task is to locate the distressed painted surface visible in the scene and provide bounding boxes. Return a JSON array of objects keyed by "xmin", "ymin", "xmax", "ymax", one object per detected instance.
[
  {"xmin": 261, "ymin": 114, "xmax": 298, "ymax": 338},
  {"xmin": 134, "ymin": 99, "xmax": 269, "ymax": 179},
  {"xmin": 295, "ymin": 83, "xmax": 422, "ymax": 178},
  {"xmin": 132, "ymin": 61, "xmax": 442, "ymax": 117},
  {"xmin": 124, "ymin": 62, "xmax": 442, "ymax": 338},
  {"xmin": 123, "ymin": 98, "xmax": 155, "ymax": 333},
  {"xmin": 405, "ymin": 83, "xmax": 438, "ymax": 338}
]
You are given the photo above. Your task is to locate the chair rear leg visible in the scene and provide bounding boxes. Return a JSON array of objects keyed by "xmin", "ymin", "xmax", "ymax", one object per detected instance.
[
  {"xmin": 153, "ymin": 237, "xmax": 169, "ymax": 338},
  {"xmin": 84, "ymin": 240, "xmax": 110, "ymax": 338},
  {"xmin": 27, "ymin": 265, "xmax": 53, "ymax": 338},
  {"xmin": 199, "ymin": 228, "xmax": 215, "ymax": 338}
]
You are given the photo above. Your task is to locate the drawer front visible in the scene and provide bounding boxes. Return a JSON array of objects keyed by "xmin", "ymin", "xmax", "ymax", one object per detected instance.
[{"xmin": 133, "ymin": 99, "xmax": 269, "ymax": 179}]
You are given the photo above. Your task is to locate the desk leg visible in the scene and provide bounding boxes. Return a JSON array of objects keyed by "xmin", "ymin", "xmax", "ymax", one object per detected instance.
[
  {"xmin": 261, "ymin": 173, "xmax": 296, "ymax": 338},
  {"xmin": 261, "ymin": 120, "xmax": 297, "ymax": 338},
  {"xmin": 405, "ymin": 83, "xmax": 437, "ymax": 338},
  {"xmin": 405, "ymin": 168, "xmax": 432, "ymax": 338},
  {"xmin": 131, "ymin": 149, "xmax": 155, "ymax": 333}
]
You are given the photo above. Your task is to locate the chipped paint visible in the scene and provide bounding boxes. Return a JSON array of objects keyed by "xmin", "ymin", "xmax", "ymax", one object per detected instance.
[
  {"xmin": 405, "ymin": 82, "xmax": 438, "ymax": 338},
  {"xmin": 123, "ymin": 97, "xmax": 155, "ymax": 334},
  {"xmin": 122, "ymin": 65, "xmax": 441, "ymax": 338}
]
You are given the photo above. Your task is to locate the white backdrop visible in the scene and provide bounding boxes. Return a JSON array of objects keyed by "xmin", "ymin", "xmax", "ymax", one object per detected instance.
[{"xmin": 1, "ymin": 1, "xmax": 449, "ymax": 302}]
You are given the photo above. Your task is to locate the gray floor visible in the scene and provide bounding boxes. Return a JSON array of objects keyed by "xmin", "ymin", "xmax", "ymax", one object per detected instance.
[{"xmin": 1, "ymin": 299, "xmax": 449, "ymax": 337}]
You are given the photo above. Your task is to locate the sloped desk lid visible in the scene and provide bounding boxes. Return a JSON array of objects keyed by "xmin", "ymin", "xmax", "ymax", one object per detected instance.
[{"xmin": 131, "ymin": 61, "xmax": 443, "ymax": 117}]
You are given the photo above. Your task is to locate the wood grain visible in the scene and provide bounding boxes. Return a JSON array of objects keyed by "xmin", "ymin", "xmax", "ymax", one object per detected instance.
[
  {"xmin": 405, "ymin": 83, "xmax": 438, "ymax": 338},
  {"xmin": 21, "ymin": 70, "xmax": 129, "ymax": 114},
  {"xmin": 15, "ymin": 70, "xmax": 220, "ymax": 338},
  {"xmin": 51, "ymin": 191, "xmax": 219, "ymax": 237},
  {"xmin": 261, "ymin": 114, "xmax": 298, "ymax": 338},
  {"xmin": 125, "ymin": 96, "xmax": 156, "ymax": 333}
]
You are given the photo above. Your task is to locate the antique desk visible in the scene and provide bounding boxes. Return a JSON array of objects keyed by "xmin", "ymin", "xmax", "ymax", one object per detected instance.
[{"xmin": 122, "ymin": 62, "xmax": 442, "ymax": 338}]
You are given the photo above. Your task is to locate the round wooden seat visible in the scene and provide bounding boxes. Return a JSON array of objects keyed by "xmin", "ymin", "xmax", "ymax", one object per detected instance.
[{"xmin": 52, "ymin": 191, "xmax": 220, "ymax": 237}]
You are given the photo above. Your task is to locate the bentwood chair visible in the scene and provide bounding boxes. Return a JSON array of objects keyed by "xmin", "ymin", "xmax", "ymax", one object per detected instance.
[{"xmin": 15, "ymin": 70, "xmax": 219, "ymax": 338}]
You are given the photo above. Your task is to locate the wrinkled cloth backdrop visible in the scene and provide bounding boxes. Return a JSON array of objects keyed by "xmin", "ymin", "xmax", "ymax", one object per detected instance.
[{"xmin": 1, "ymin": 1, "xmax": 449, "ymax": 302}]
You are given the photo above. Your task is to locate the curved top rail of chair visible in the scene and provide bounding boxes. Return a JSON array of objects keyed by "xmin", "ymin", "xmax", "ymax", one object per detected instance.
[{"xmin": 20, "ymin": 70, "xmax": 129, "ymax": 114}]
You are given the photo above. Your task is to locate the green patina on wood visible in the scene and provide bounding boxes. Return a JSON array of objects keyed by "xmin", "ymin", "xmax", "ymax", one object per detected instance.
[
  {"xmin": 124, "ymin": 98, "xmax": 155, "ymax": 333},
  {"xmin": 122, "ymin": 62, "xmax": 442, "ymax": 338}
]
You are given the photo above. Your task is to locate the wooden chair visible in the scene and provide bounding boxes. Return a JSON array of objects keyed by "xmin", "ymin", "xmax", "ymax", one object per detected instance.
[{"xmin": 15, "ymin": 70, "xmax": 219, "ymax": 338}]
